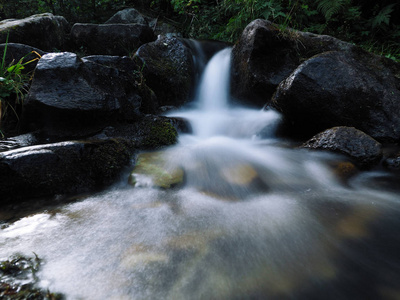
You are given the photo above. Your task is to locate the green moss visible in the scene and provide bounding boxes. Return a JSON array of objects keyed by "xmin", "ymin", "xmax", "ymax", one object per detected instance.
[{"xmin": 141, "ymin": 121, "xmax": 178, "ymax": 149}]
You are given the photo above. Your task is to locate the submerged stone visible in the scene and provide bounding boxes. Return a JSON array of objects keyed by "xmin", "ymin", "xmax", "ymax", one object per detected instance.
[
  {"xmin": 129, "ymin": 151, "xmax": 184, "ymax": 189},
  {"xmin": 220, "ymin": 164, "xmax": 258, "ymax": 185}
]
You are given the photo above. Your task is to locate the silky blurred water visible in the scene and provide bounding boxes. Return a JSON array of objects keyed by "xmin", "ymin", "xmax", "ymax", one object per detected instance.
[{"xmin": 1, "ymin": 48, "xmax": 400, "ymax": 299}]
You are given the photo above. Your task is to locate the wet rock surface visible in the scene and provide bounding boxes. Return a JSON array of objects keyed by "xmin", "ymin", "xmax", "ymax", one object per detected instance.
[
  {"xmin": 272, "ymin": 51, "xmax": 400, "ymax": 142},
  {"xmin": 135, "ymin": 35, "xmax": 195, "ymax": 107},
  {"xmin": 302, "ymin": 126, "xmax": 383, "ymax": 168},
  {"xmin": 23, "ymin": 52, "xmax": 156, "ymax": 137},
  {"xmin": 231, "ymin": 19, "xmax": 354, "ymax": 107},
  {"xmin": 0, "ymin": 138, "xmax": 135, "ymax": 203}
]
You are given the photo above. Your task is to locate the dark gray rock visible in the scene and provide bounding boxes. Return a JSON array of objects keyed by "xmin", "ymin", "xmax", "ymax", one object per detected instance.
[
  {"xmin": 135, "ymin": 35, "xmax": 195, "ymax": 107},
  {"xmin": 0, "ymin": 138, "xmax": 135, "ymax": 203},
  {"xmin": 105, "ymin": 8, "xmax": 148, "ymax": 25},
  {"xmin": 0, "ymin": 43, "xmax": 45, "ymax": 73},
  {"xmin": 23, "ymin": 52, "xmax": 157, "ymax": 137},
  {"xmin": 71, "ymin": 23, "xmax": 155, "ymax": 56},
  {"xmin": 81, "ymin": 55, "xmax": 159, "ymax": 114},
  {"xmin": 231, "ymin": 19, "xmax": 354, "ymax": 107},
  {"xmin": 0, "ymin": 13, "xmax": 69, "ymax": 51},
  {"xmin": 384, "ymin": 153, "xmax": 400, "ymax": 170},
  {"xmin": 148, "ymin": 19, "xmax": 180, "ymax": 37},
  {"xmin": 302, "ymin": 127, "xmax": 383, "ymax": 168},
  {"xmin": 94, "ymin": 115, "xmax": 187, "ymax": 150},
  {"xmin": 272, "ymin": 50, "xmax": 400, "ymax": 142}
]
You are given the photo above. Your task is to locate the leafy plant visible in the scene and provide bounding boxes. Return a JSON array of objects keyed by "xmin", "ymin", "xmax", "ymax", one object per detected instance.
[
  {"xmin": 370, "ymin": 4, "xmax": 396, "ymax": 29},
  {"xmin": 316, "ymin": 0, "xmax": 351, "ymax": 21},
  {"xmin": 0, "ymin": 32, "xmax": 40, "ymax": 137}
]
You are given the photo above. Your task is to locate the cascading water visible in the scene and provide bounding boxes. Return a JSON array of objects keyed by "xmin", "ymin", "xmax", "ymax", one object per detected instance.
[{"xmin": 1, "ymin": 48, "xmax": 400, "ymax": 300}]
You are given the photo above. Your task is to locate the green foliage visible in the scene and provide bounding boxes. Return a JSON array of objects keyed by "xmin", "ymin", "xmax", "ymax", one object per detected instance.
[
  {"xmin": 370, "ymin": 4, "xmax": 396, "ymax": 28},
  {"xmin": 0, "ymin": 0, "xmax": 399, "ymax": 60},
  {"xmin": 167, "ymin": 0, "xmax": 399, "ymax": 60},
  {"xmin": 0, "ymin": 33, "xmax": 40, "ymax": 137},
  {"xmin": 316, "ymin": 0, "xmax": 351, "ymax": 20}
]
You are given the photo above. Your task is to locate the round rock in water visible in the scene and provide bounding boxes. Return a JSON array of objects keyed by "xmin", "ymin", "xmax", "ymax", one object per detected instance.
[{"xmin": 302, "ymin": 126, "xmax": 382, "ymax": 168}]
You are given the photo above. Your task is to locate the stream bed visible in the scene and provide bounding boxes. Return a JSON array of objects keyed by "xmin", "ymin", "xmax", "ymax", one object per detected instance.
[{"xmin": 1, "ymin": 48, "xmax": 400, "ymax": 299}]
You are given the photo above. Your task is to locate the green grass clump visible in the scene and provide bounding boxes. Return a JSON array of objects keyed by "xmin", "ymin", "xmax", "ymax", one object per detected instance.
[{"xmin": 0, "ymin": 32, "xmax": 40, "ymax": 138}]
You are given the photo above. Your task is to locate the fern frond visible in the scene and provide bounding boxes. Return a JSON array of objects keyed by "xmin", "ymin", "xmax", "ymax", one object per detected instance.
[
  {"xmin": 316, "ymin": 0, "xmax": 350, "ymax": 20},
  {"xmin": 371, "ymin": 4, "xmax": 396, "ymax": 28}
]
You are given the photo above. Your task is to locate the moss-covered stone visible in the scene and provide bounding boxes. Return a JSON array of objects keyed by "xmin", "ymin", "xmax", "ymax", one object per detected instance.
[{"xmin": 141, "ymin": 120, "xmax": 178, "ymax": 149}]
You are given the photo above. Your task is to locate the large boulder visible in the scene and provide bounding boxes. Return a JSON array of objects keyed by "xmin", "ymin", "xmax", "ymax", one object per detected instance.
[
  {"xmin": 70, "ymin": 23, "xmax": 155, "ymax": 56},
  {"xmin": 23, "ymin": 52, "xmax": 157, "ymax": 137},
  {"xmin": 301, "ymin": 126, "xmax": 383, "ymax": 168},
  {"xmin": 0, "ymin": 13, "xmax": 69, "ymax": 51},
  {"xmin": 0, "ymin": 43, "xmax": 45, "ymax": 73},
  {"xmin": 135, "ymin": 35, "xmax": 195, "ymax": 107},
  {"xmin": 105, "ymin": 8, "xmax": 148, "ymax": 25},
  {"xmin": 0, "ymin": 138, "xmax": 135, "ymax": 203},
  {"xmin": 231, "ymin": 19, "xmax": 354, "ymax": 107},
  {"xmin": 272, "ymin": 50, "xmax": 400, "ymax": 142}
]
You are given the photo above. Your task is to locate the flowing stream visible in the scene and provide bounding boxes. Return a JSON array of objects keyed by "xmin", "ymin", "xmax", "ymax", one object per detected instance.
[{"xmin": 1, "ymin": 48, "xmax": 400, "ymax": 299}]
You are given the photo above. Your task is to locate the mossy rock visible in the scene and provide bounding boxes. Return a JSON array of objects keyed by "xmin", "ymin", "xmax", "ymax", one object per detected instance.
[
  {"xmin": 129, "ymin": 151, "xmax": 184, "ymax": 189},
  {"xmin": 140, "ymin": 120, "xmax": 178, "ymax": 149}
]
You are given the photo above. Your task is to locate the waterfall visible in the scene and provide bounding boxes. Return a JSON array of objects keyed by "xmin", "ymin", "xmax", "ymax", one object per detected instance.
[
  {"xmin": 170, "ymin": 47, "xmax": 281, "ymax": 139},
  {"xmin": 197, "ymin": 48, "xmax": 231, "ymax": 111},
  {"xmin": 0, "ymin": 45, "xmax": 399, "ymax": 300}
]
